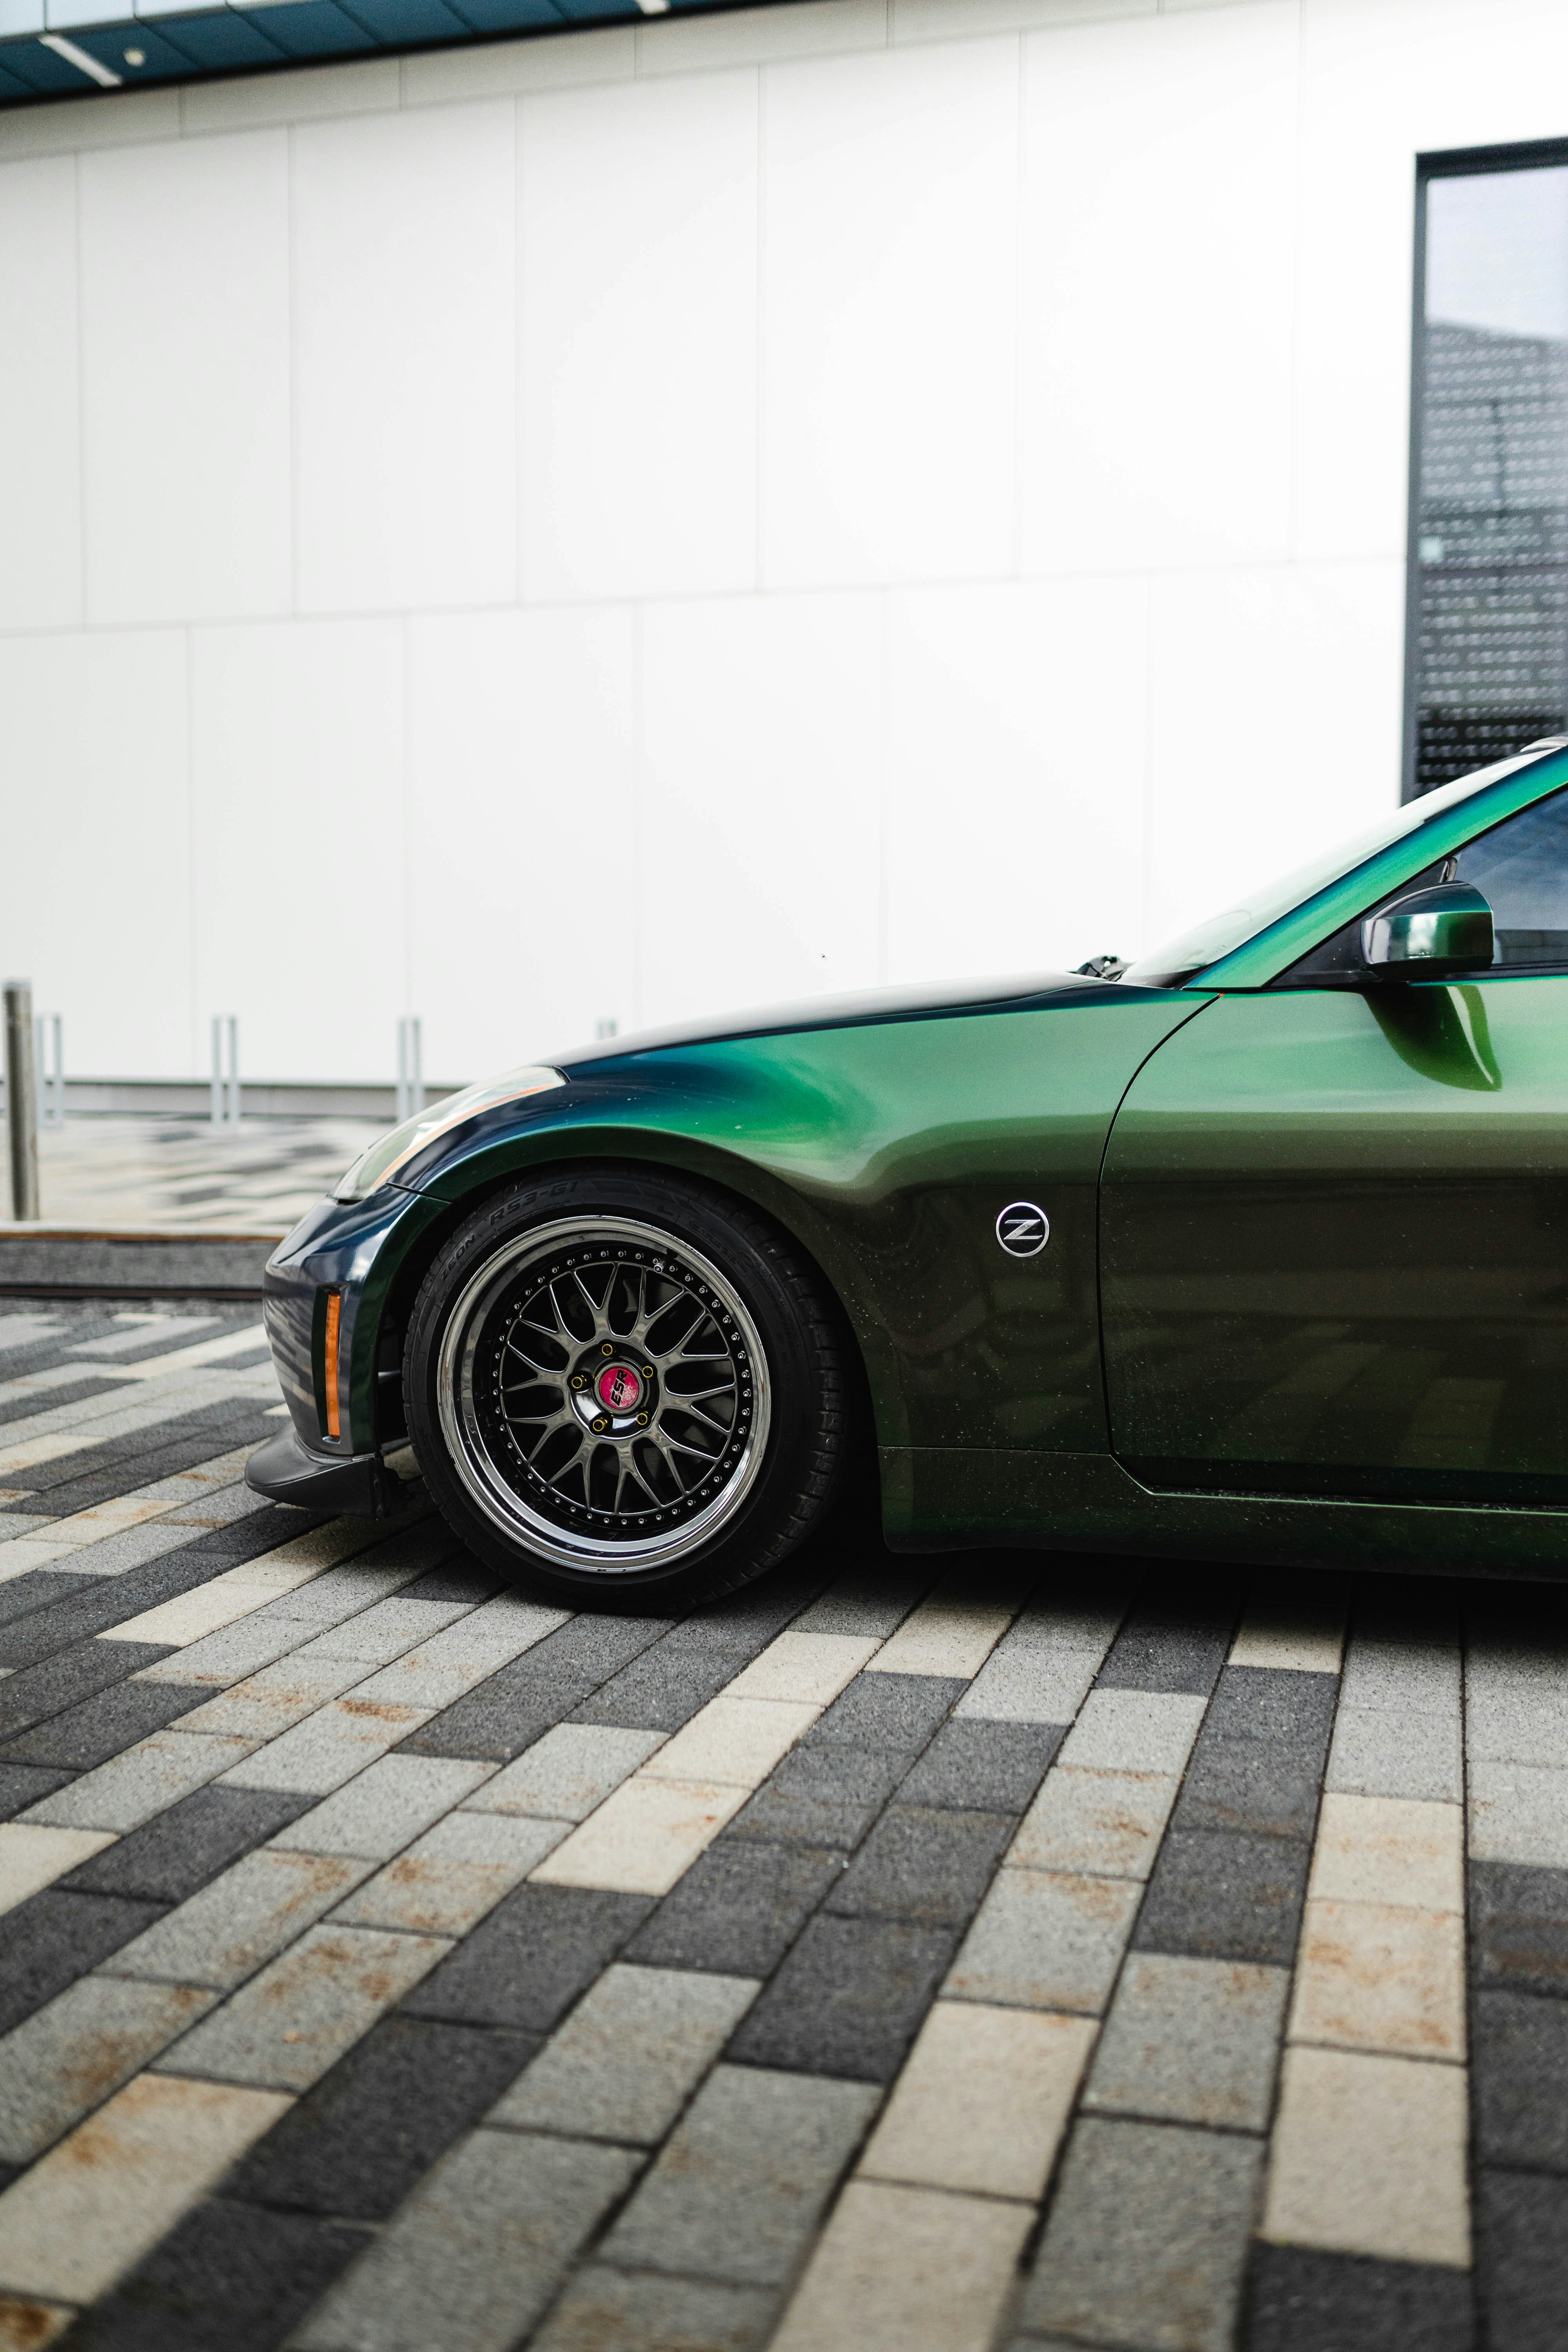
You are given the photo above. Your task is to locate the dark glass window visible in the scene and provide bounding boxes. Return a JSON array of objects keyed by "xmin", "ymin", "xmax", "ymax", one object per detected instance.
[
  {"xmin": 1410, "ymin": 156, "xmax": 1568, "ymax": 797},
  {"xmin": 1281, "ymin": 786, "xmax": 1568, "ymax": 982}
]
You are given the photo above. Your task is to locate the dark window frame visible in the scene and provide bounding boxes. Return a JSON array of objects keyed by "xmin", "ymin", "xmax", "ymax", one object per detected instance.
[{"xmin": 1403, "ymin": 137, "xmax": 1568, "ymax": 802}]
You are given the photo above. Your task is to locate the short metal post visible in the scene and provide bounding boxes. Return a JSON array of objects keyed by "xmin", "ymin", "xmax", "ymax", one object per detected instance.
[
  {"xmin": 397, "ymin": 1017, "xmax": 424, "ymax": 1123},
  {"xmin": 34, "ymin": 1015, "xmax": 63, "ymax": 1128},
  {"xmin": 4, "ymin": 982, "xmax": 40, "ymax": 1222},
  {"xmin": 211, "ymin": 1016, "xmax": 240, "ymax": 1129}
]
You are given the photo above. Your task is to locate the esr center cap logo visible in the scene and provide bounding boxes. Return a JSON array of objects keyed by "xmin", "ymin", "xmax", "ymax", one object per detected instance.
[
  {"xmin": 595, "ymin": 1363, "xmax": 642, "ymax": 1412},
  {"xmin": 996, "ymin": 1201, "xmax": 1050, "ymax": 1258}
]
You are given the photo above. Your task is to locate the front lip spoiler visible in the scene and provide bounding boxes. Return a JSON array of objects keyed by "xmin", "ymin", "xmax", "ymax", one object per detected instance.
[{"xmin": 245, "ymin": 1425, "xmax": 392, "ymax": 1518}]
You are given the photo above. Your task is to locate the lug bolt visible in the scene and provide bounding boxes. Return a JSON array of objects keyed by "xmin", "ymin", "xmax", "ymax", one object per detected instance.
[
  {"xmin": 601, "ymin": 1342, "xmax": 614, "ymax": 1356},
  {"xmin": 636, "ymin": 1412, "xmax": 649, "ymax": 1427},
  {"xmin": 641, "ymin": 1365, "xmax": 654, "ymax": 1379},
  {"xmin": 592, "ymin": 1415, "xmax": 608, "ymax": 1433},
  {"xmin": 570, "ymin": 1374, "xmax": 586, "ymax": 1391}
]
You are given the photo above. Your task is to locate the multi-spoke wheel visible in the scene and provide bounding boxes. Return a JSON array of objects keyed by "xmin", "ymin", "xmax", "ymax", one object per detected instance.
[{"xmin": 404, "ymin": 1170, "xmax": 853, "ymax": 1604}]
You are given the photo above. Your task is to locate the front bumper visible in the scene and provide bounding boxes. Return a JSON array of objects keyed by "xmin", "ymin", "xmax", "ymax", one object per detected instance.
[{"xmin": 245, "ymin": 1423, "xmax": 393, "ymax": 1517}]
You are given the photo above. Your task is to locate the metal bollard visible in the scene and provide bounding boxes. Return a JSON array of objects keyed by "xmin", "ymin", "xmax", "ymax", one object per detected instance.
[
  {"xmin": 210, "ymin": 1016, "xmax": 239, "ymax": 1130},
  {"xmin": 33, "ymin": 1014, "xmax": 64, "ymax": 1128},
  {"xmin": 396, "ymin": 1016, "xmax": 424, "ymax": 1124},
  {"xmin": 4, "ymin": 981, "xmax": 40, "ymax": 1222}
]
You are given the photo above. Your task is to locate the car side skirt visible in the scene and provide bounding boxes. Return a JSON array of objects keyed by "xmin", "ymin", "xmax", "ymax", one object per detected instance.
[{"xmin": 881, "ymin": 1445, "xmax": 1568, "ymax": 1581}]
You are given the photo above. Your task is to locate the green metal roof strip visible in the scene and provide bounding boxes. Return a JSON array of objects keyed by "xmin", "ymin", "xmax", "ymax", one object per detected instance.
[{"xmin": 1195, "ymin": 746, "xmax": 1568, "ymax": 991}]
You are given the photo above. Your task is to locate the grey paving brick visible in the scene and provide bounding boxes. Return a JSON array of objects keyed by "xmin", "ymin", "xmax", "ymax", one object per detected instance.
[
  {"xmin": 1203, "ymin": 1664, "xmax": 1338, "ymax": 1751},
  {"xmin": 332, "ymin": 1808, "xmax": 568, "ymax": 1937},
  {"xmin": 0, "ymin": 1888, "xmax": 164, "ymax": 2036},
  {"xmin": 1464, "ymin": 1681, "xmax": 1568, "ymax": 1770},
  {"xmin": 218, "ymin": 1694, "xmax": 434, "ymax": 1797},
  {"xmin": 0, "ymin": 1762, "xmax": 71, "ymax": 1820},
  {"xmin": 132, "ymin": 1611, "xmax": 320, "ymax": 1690},
  {"xmin": 301, "ymin": 1592, "xmax": 483, "ymax": 1667},
  {"xmin": 349, "ymin": 1593, "xmax": 570, "ymax": 1710},
  {"xmin": 722, "ymin": 1744, "xmax": 907, "ymax": 1851},
  {"xmin": 1083, "ymin": 1952, "xmax": 1289, "ymax": 2131},
  {"xmin": 1340, "ymin": 1632, "xmax": 1461, "ymax": 1719},
  {"xmin": 293, "ymin": 2127, "xmax": 640, "ymax": 2352},
  {"xmin": 823, "ymin": 1803, "xmax": 1011, "ymax": 1927},
  {"xmin": 1245, "ymin": 2244, "xmax": 1477, "ymax": 2352},
  {"xmin": 1010, "ymin": 1765, "xmax": 1178, "ymax": 1880},
  {"xmin": 74, "ymin": 2198, "xmax": 369, "ymax": 2352},
  {"xmin": 20, "ymin": 1727, "xmax": 254, "ymax": 1832},
  {"xmin": 954, "ymin": 1646, "xmax": 1101, "ymax": 1724},
  {"xmin": 945, "ymin": 1866, "xmax": 1139, "ymax": 2014},
  {"xmin": 1095, "ymin": 1592, "xmax": 1238, "ymax": 1696},
  {"xmin": 1135, "ymin": 1828, "xmax": 1312, "ymax": 1966},
  {"xmin": 269, "ymin": 1753, "xmax": 494, "ymax": 1859},
  {"xmin": 1471, "ymin": 1859, "xmax": 1568, "ymax": 1997},
  {"xmin": 599, "ymin": 2065, "xmax": 878, "ymax": 2287},
  {"xmin": 896, "ymin": 1718, "xmax": 1065, "ymax": 1811},
  {"xmin": 0, "ymin": 1650, "xmax": 189, "ymax": 1760},
  {"xmin": 493, "ymin": 1964, "xmax": 758, "ymax": 2145},
  {"xmin": 533, "ymin": 2266, "xmax": 775, "ymax": 2352},
  {"xmin": 1020, "ymin": 2116, "xmax": 1262, "ymax": 2351},
  {"xmin": 1326, "ymin": 1702, "xmax": 1464, "ymax": 1804},
  {"xmin": 57, "ymin": 1784, "xmax": 312, "ymax": 1906},
  {"xmin": 463, "ymin": 1723, "xmax": 664, "ymax": 1823},
  {"xmin": 154, "ymin": 1921, "xmax": 450, "ymax": 2091},
  {"xmin": 1474, "ymin": 1988, "xmax": 1568, "ymax": 2172},
  {"xmin": 1476, "ymin": 2168, "xmax": 1568, "ymax": 2352},
  {"xmin": 791, "ymin": 1566, "xmax": 933, "ymax": 1640},
  {"xmin": 401, "ymin": 1884, "xmax": 653, "ymax": 2033},
  {"xmin": 726, "ymin": 1913, "xmax": 957, "ymax": 2082},
  {"xmin": 1470, "ymin": 1761, "xmax": 1568, "ymax": 1867},
  {"xmin": 800, "ymin": 1673, "xmax": 965, "ymax": 1755},
  {"xmin": 227, "ymin": 2013, "xmax": 539, "ymax": 2222},
  {"xmin": 171, "ymin": 1650, "xmax": 370, "ymax": 1737},
  {"xmin": 0, "ymin": 1573, "xmax": 87, "ymax": 1630},
  {"xmin": 1056, "ymin": 1688, "xmax": 1207, "ymax": 1775},
  {"xmin": 1172, "ymin": 1738, "xmax": 1324, "ymax": 1842},
  {"xmin": 0, "ymin": 1973, "xmax": 218, "ymax": 2163},
  {"xmin": 403, "ymin": 1615, "xmax": 672, "ymax": 1762},
  {"xmin": 625, "ymin": 1840, "xmax": 845, "ymax": 1978},
  {"xmin": 571, "ymin": 1648, "xmax": 746, "ymax": 1733},
  {"xmin": 100, "ymin": 1847, "xmax": 375, "ymax": 1991}
]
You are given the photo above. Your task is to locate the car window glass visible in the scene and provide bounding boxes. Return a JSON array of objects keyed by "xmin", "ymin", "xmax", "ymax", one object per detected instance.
[{"xmin": 1277, "ymin": 785, "xmax": 1568, "ymax": 985}]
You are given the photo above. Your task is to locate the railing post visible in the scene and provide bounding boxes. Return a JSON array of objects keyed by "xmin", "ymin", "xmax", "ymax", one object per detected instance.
[
  {"xmin": 34, "ymin": 1014, "xmax": 63, "ymax": 1128},
  {"xmin": 4, "ymin": 981, "xmax": 40, "ymax": 1222},
  {"xmin": 212, "ymin": 1016, "xmax": 240, "ymax": 1129},
  {"xmin": 226, "ymin": 1016, "xmax": 240, "ymax": 1128},
  {"xmin": 397, "ymin": 1017, "xmax": 424, "ymax": 1123}
]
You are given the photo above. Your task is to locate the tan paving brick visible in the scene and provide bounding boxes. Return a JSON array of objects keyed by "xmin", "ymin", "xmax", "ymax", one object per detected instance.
[
  {"xmin": 0, "ymin": 2074, "xmax": 290, "ymax": 2304},
  {"xmin": 0, "ymin": 2297, "xmax": 73, "ymax": 2349},
  {"xmin": 1007, "ymin": 1765, "xmax": 1180, "ymax": 1881},
  {"xmin": 639, "ymin": 1696, "xmax": 817, "ymax": 1791},
  {"xmin": 1307, "ymin": 1793, "xmax": 1464, "ymax": 1912},
  {"xmin": 725, "ymin": 1630, "xmax": 880, "ymax": 1705},
  {"xmin": 0, "ymin": 1824, "xmax": 116, "ymax": 1918},
  {"xmin": 530, "ymin": 1777, "xmax": 750, "ymax": 1896},
  {"xmin": 865, "ymin": 1576, "xmax": 1023, "ymax": 1680},
  {"xmin": 1262, "ymin": 2045, "xmax": 1470, "ymax": 2267},
  {"xmin": 770, "ymin": 2179, "xmax": 1032, "ymax": 2352},
  {"xmin": 858, "ymin": 2000, "xmax": 1094, "ymax": 2200},
  {"xmin": 1229, "ymin": 1587, "xmax": 1345, "ymax": 1673},
  {"xmin": 1289, "ymin": 1899, "xmax": 1465, "ymax": 2062}
]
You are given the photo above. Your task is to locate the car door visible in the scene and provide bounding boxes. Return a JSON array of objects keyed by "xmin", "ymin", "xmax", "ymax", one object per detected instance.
[{"xmin": 1099, "ymin": 787, "xmax": 1568, "ymax": 1506}]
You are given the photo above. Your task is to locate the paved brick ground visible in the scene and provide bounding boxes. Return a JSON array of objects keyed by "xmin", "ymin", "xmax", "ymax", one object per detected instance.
[
  {"xmin": 0, "ymin": 1298, "xmax": 1564, "ymax": 2351},
  {"xmin": 27, "ymin": 1118, "xmax": 384, "ymax": 1231}
]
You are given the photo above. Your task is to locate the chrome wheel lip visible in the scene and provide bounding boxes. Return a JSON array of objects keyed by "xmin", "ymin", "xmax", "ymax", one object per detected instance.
[{"xmin": 435, "ymin": 1213, "xmax": 772, "ymax": 1575}]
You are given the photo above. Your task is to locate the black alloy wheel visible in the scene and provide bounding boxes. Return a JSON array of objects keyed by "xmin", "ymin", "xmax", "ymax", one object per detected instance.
[{"xmin": 403, "ymin": 1168, "xmax": 853, "ymax": 1605}]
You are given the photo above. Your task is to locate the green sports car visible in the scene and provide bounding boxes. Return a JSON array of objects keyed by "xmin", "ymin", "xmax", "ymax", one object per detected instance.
[{"xmin": 248, "ymin": 738, "xmax": 1568, "ymax": 1602}]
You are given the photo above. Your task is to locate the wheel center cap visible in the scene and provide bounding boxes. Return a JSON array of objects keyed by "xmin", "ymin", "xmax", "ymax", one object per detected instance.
[{"xmin": 594, "ymin": 1363, "xmax": 643, "ymax": 1414}]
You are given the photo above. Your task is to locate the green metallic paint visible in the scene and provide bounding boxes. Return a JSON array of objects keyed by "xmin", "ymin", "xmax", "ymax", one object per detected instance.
[
  {"xmin": 1102, "ymin": 975, "xmax": 1568, "ymax": 1505},
  {"xmin": 396, "ymin": 992, "xmax": 1209, "ymax": 1460}
]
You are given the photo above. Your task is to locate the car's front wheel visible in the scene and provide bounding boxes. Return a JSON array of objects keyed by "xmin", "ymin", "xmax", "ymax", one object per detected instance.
[{"xmin": 403, "ymin": 1167, "xmax": 853, "ymax": 1606}]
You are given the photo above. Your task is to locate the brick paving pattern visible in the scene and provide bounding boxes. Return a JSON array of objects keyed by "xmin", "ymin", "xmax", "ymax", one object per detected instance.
[{"xmin": 0, "ymin": 1299, "xmax": 1563, "ymax": 2350}]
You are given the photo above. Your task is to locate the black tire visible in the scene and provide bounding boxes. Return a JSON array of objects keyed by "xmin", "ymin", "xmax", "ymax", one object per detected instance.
[{"xmin": 403, "ymin": 1165, "xmax": 852, "ymax": 1607}]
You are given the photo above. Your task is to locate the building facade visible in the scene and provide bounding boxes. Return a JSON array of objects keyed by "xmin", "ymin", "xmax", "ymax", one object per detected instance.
[{"xmin": 3, "ymin": 0, "xmax": 1567, "ymax": 1085}]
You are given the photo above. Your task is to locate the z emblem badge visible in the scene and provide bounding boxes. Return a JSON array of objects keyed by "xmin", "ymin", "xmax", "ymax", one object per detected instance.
[{"xmin": 996, "ymin": 1201, "xmax": 1050, "ymax": 1258}]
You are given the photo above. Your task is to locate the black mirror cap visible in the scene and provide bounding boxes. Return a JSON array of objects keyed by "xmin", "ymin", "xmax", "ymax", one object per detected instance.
[{"xmin": 1361, "ymin": 882, "xmax": 1495, "ymax": 980}]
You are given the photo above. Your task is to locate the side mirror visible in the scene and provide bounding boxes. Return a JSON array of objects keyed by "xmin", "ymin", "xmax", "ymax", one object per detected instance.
[{"xmin": 1362, "ymin": 882, "xmax": 1495, "ymax": 980}]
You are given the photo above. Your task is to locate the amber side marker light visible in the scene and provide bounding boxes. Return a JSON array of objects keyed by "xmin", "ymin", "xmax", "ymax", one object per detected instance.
[{"xmin": 323, "ymin": 1290, "xmax": 342, "ymax": 1440}]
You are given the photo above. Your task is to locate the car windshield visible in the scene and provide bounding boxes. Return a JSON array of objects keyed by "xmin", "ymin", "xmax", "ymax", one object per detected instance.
[{"xmin": 1121, "ymin": 751, "xmax": 1555, "ymax": 987}]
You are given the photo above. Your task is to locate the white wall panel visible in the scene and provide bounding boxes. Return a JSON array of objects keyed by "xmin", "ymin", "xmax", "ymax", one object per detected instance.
[
  {"xmin": 1142, "ymin": 559, "xmax": 1405, "ymax": 954},
  {"xmin": 0, "ymin": 155, "xmax": 80, "ymax": 632},
  {"xmin": 518, "ymin": 71, "xmax": 757, "ymax": 604},
  {"xmin": 78, "ymin": 131, "xmax": 291, "ymax": 626},
  {"xmin": 762, "ymin": 38, "xmax": 1018, "ymax": 588},
  {"xmin": 0, "ymin": 631, "xmax": 189, "ymax": 1074},
  {"xmin": 886, "ymin": 577, "xmax": 1147, "ymax": 984},
  {"xmin": 189, "ymin": 620, "xmax": 403, "ymax": 1081},
  {"xmin": 639, "ymin": 593, "xmax": 882, "ymax": 1025},
  {"xmin": 406, "ymin": 605, "xmax": 636, "ymax": 1079},
  {"xmin": 293, "ymin": 102, "xmax": 516, "ymax": 615},
  {"xmin": 1018, "ymin": 3, "xmax": 1298, "ymax": 575}
]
